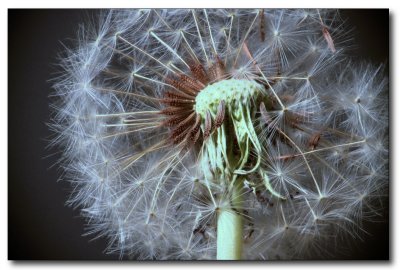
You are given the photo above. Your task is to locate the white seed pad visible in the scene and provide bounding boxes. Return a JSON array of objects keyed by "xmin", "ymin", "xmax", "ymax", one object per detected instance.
[{"xmin": 195, "ymin": 79, "xmax": 263, "ymax": 117}]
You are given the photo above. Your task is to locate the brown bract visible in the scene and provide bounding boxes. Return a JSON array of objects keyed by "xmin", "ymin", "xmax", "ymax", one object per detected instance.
[{"xmin": 159, "ymin": 58, "xmax": 227, "ymax": 147}]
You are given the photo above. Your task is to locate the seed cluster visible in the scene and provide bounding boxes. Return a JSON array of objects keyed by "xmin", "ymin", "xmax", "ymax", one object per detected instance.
[{"xmin": 51, "ymin": 9, "xmax": 388, "ymax": 260}]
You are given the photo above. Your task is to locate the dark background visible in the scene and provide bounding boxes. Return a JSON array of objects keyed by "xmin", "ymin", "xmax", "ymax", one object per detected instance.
[{"xmin": 8, "ymin": 9, "xmax": 389, "ymax": 260}]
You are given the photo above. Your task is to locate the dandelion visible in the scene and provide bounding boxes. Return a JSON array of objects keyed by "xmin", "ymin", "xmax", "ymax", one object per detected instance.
[{"xmin": 50, "ymin": 9, "xmax": 388, "ymax": 260}]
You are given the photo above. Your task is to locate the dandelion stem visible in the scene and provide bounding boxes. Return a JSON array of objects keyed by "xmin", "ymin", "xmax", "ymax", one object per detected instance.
[{"xmin": 217, "ymin": 180, "xmax": 243, "ymax": 260}]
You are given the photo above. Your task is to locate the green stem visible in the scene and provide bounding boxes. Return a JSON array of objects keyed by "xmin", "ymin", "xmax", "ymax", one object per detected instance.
[{"xmin": 216, "ymin": 181, "xmax": 243, "ymax": 260}]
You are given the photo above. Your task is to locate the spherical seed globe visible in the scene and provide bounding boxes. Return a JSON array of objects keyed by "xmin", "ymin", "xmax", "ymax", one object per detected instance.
[{"xmin": 51, "ymin": 9, "xmax": 388, "ymax": 260}]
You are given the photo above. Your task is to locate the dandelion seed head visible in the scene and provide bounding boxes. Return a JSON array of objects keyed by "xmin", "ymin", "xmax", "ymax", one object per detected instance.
[{"xmin": 51, "ymin": 9, "xmax": 388, "ymax": 260}]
